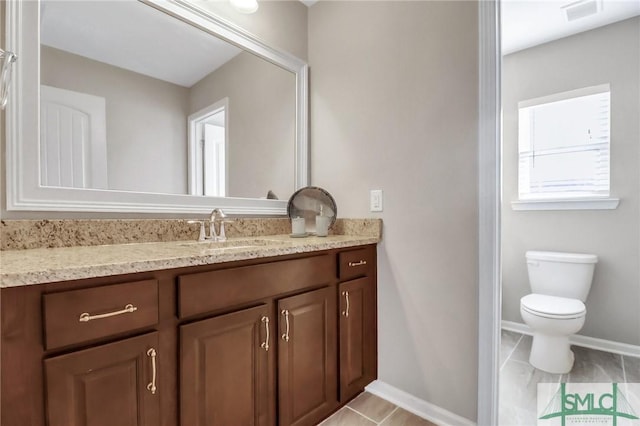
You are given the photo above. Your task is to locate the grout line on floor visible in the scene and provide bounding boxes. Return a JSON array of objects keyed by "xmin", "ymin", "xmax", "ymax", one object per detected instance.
[
  {"xmin": 345, "ymin": 405, "xmax": 380, "ymax": 425},
  {"xmin": 501, "ymin": 333, "xmax": 525, "ymax": 371},
  {"xmin": 500, "ymin": 335, "xmax": 636, "ymax": 426},
  {"xmin": 376, "ymin": 406, "xmax": 399, "ymax": 425},
  {"xmin": 508, "ymin": 358, "xmax": 533, "ymax": 367}
]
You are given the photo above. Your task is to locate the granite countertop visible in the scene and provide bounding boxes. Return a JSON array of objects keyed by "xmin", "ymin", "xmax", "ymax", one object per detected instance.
[{"xmin": 0, "ymin": 234, "xmax": 379, "ymax": 288}]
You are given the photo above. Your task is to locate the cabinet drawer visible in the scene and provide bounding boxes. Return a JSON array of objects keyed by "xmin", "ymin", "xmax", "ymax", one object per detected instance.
[
  {"xmin": 43, "ymin": 279, "xmax": 159, "ymax": 350},
  {"xmin": 178, "ymin": 255, "xmax": 335, "ymax": 318},
  {"xmin": 338, "ymin": 247, "xmax": 375, "ymax": 281}
]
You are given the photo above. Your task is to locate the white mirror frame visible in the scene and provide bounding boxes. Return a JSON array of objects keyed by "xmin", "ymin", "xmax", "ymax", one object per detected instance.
[{"xmin": 5, "ymin": 0, "xmax": 309, "ymax": 215}]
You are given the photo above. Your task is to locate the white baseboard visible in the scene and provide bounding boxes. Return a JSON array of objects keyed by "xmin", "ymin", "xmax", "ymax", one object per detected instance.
[
  {"xmin": 365, "ymin": 380, "xmax": 476, "ymax": 426},
  {"xmin": 502, "ymin": 320, "xmax": 640, "ymax": 357}
]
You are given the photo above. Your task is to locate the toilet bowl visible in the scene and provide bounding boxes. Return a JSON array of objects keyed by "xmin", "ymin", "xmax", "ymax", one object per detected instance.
[
  {"xmin": 520, "ymin": 251, "xmax": 597, "ymax": 374},
  {"xmin": 520, "ymin": 294, "xmax": 586, "ymax": 374}
]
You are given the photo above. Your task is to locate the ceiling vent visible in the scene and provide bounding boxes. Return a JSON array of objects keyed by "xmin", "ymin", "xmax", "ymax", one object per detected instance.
[{"xmin": 561, "ymin": 0, "xmax": 602, "ymax": 22}]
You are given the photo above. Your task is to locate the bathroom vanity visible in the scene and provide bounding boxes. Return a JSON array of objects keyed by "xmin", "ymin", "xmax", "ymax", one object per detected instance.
[{"xmin": 0, "ymin": 236, "xmax": 378, "ymax": 426}]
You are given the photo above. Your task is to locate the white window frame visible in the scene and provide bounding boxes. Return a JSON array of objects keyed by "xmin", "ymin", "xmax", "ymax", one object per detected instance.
[{"xmin": 512, "ymin": 84, "xmax": 619, "ymax": 211}]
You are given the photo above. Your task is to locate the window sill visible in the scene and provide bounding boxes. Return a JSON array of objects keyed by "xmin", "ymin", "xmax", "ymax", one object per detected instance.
[{"xmin": 511, "ymin": 198, "xmax": 620, "ymax": 211}]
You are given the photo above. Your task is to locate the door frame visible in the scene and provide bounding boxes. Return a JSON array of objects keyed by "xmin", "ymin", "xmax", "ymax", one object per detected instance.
[
  {"xmin": 477, "ymin": 1, "xmax": 501, "ymax": 425},
  {"xmin": 187, "ymin": 97, "xmax": 229, "ymax": 196}
]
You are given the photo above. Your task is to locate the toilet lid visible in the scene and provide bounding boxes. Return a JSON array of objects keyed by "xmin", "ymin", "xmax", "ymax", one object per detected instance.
[{"xmin": 521, "ymin": 294, "xmax": 586, "ymax": 318}]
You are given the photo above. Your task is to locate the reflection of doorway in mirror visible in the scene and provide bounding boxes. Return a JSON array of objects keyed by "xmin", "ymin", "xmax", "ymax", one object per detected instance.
[
  {"xmin": 188, "ymin": 98, "xmax": 229, "ymax": 197},
  {"xmin": 40, "ymin": 85, "xmax": 108, "ymax": 189},
  {"xmin": 203, "ymin": 120, "xmax": 225, "ymax": 196}
]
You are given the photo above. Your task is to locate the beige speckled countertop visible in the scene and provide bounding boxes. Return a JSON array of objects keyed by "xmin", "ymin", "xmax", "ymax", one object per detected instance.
[{"xmin": 0, "ymin": 234, "xmax": 379, "ymax": 288}]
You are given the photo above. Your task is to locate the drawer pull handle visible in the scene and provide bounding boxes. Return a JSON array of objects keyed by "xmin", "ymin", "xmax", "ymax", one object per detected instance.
[
  {"xmin": 147, "ymin": 348, "xmax": 157, "ymax": 395},
  {"xmin": 281, "ymin": 309, "xmax": 290, "ymax": 342},
  {"xmin": 342, "ymin": 291, "xmax": 350, "ymax": 317},
  {"xmin": 348, "ymin": 260, "xmax": 367, "ymax": 267},
  {"xmin": 79, "ymin": 304, "xmax": 138, "ymax": 322},
  {"xmin": 261, "ymin": 316, "xmax": 270, "ymax": 351}
]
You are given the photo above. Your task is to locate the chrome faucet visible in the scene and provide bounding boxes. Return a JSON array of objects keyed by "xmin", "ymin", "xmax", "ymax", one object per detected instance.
[
  {"xmin": 209, "ymin": 208, "xmax": 228, "ymax": 242},
  {"xmin": 187, "ymin": 208, "xmax": 230, "ymax": 242}
]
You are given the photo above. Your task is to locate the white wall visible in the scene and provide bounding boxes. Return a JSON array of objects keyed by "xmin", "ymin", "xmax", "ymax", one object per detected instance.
[
  {"xmin": 309, "ymin": 1, "xmax": 479, "ymax": 421},
  {"xmin": 501, "ymin": 17, "xmax": 640, "ymax": 346}
]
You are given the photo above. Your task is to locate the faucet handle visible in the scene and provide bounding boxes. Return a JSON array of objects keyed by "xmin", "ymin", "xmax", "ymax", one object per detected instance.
[
  {"xmin": 218, "ymin": 221, "xmax": 227, "ymax": 242},
  {"xmin": 217, "ymin": 220, "xmax": 233, "ymax": 242},
  {"xmin": 187, "ymin": 220, "xmax": 206, "ymax": 241},
  {"xmin": 208, "ymin": 219, "xmax": 218, "ymax": 240}
]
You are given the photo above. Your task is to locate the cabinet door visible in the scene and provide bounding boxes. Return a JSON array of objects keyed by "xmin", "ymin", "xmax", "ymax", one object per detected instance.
[
  {"xmin": 180, "ymin": 304, "xmax": 273, "ymax": 426},
  {"xmin": 278, "ymin": 287, "xmax": 337, "ymax": 426},
  {"xmin": 339, "ymin": 277, "xmax": 377, "ymax": 402},
  {"xmin": 45, "ymin": 332, "xmax": 160, "ymax": 426}
]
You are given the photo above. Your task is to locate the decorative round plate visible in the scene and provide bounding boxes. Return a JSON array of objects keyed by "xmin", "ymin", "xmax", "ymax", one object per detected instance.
[{"xmin": 287, "ymin": 186, "xmax": 337, "ymax": 232}]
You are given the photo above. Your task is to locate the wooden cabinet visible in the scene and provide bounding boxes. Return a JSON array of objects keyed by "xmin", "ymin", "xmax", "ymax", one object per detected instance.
[
  {"xmin": 180, "ymin": 304, "xmax": 274, "ymax": 426},
  {"xmin": 339, "ymin": 277, "xmax": 376, "ymax": 402},
  {"xmin": 45, "ymin": 332, "xmax": 160, "ymax": 426},
  {"xmin": 177, "ymin": 255, "xmax": 334, "ymax": 319},
  {"xmin": 278, "ymin": 287, "xmax": 337, "ymax": 426},
  {"xmin": 179, "ymin": 285, "xmax": 341, "ymax": 426},
  {"xmin": 338, "ymin": 248, "xmax": 375, "ymax": 282},
  {"xmin": 43, "ymin": 279, "xmax": 159, "ymax": 350},
  {"xmin": 1, "ymin": 245, "xmax": 377, "ymax": 426}
]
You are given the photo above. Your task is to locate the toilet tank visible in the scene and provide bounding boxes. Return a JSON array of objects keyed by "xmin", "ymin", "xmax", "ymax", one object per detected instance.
[{"xmin": 526, "ymin": 251, "xmax": 598, "ymax": 301}]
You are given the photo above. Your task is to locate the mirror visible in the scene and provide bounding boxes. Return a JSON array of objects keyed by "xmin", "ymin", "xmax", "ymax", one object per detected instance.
[{"xmin": 5, "ymin": 0, "xmax": 309, "ymax": 215}]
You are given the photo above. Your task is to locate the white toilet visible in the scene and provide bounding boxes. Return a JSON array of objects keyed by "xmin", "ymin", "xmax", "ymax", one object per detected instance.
[{"xmin": 520, "ymin": 250, "xmax": 598, "ymax": 374}]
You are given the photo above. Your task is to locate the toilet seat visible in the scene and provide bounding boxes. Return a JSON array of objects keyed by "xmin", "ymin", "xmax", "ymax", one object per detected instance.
[{"xmin": 521, "ymin": 294, "xmax": 586, "ymax": 319}]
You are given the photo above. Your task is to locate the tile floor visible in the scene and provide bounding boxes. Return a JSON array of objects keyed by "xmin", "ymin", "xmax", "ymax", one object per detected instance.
[
  {"xmin": 500, "ymin": 329, "xmax": 640, "ymax": 426},
  {"xmin": 319, "ymin": 332, "xmax": 640, "ymax": 426},
  {"xmin": 319, "ymin": 392, "xmax": 438, "ymax": 426}
]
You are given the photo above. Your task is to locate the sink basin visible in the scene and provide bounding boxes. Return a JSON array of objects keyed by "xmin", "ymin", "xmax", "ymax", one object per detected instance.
[{"xmin": 178, "ymin": 239, "xmax": 286, "ymax": 250}]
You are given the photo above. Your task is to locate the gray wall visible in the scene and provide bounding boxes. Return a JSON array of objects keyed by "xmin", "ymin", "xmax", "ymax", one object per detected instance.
[
  {"xmin": 41, "ymin": 46, "xmax": 190, "ymax": 195},
  {"xmin": 190, "ymin": 52, "xmax": 296, "ymax": 200},
  {"xmin": 309, "ymin": 1, "xmax": 479, "ymax": 421},
  {"xmin": 501, "ymin": 17, "xmax": 640, "ymax": 345}
]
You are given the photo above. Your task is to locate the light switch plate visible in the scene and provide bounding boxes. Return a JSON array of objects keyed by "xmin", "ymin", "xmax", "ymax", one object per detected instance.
[{"xmin": 370, "ymin": 190, "xmax": 383, "ymax": 212}]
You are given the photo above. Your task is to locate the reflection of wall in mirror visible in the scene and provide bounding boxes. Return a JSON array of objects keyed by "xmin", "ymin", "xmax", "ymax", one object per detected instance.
[
  {"xmin": 41, "ymin": 46, "xmax": 296, "ymax": 200},
  {"xmin": 501, "ymin": 17, "xmax": 640, "ymax": 345},
  {"xmin": 190, "ymin": 51, "xmax": 296, "ymax": 200},
  {"xmin": 41, "ymin": 46, "xmax": 190, "ymax": 195}
]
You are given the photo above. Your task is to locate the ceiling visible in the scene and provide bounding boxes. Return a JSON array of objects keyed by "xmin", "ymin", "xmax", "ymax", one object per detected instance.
[
  {"xmin": 41, "ymin": 0, "xmax": 639, "ymax": 81},
  {"xmin": 502, "ymin": 0, "xmax": 640, "ymax": 55},
  {"xmin": 40, "ymin": 1, "xmax": 243, "ymax": 88}
]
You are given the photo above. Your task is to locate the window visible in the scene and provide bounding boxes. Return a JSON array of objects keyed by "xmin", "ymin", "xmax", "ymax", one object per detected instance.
[{"xmin": 518, "ymin": 84, "xmax": 610, "ymax": 201}]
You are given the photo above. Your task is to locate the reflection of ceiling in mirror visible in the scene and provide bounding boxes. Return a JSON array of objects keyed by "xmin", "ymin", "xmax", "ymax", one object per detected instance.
[
  {"xmin": 40, "ymin": 0, "xmax": 243, "ymax": 87},
  {"xmin": 502, "ymin": 0, "xmax": 640, "ymax": 55}
]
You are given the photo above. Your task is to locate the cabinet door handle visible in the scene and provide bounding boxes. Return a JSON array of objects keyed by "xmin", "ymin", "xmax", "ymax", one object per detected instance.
[
  {"xmin": 348, "ymin": 260, "xmax": 367, "ymax": 267},
  {"xmin": 146, "ymin": 348, "xmax": 157, "ymax": 395},
  {"xmin": 281, "ymin": 309, "xmax": 290, "ymax": 342},
  {"xmin": 342, "ymin": 291, "xmax": 350, "ymax": 317},
  {"xmin": 260, "ymin": 316, "xmax": 270, "ymax": 351},
  {"xmin": 79, "ymin": 303, "xmax": 137, "ymax": 322}
]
